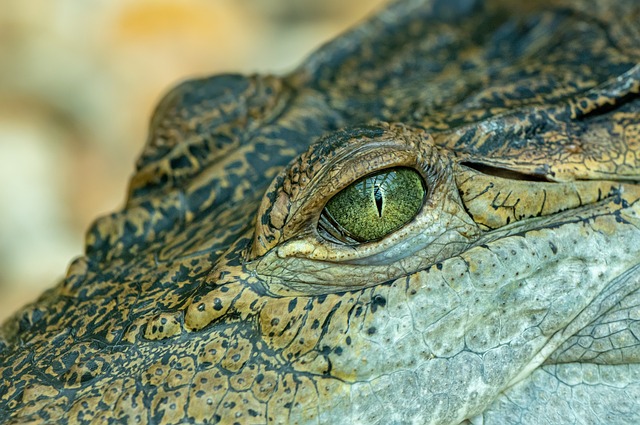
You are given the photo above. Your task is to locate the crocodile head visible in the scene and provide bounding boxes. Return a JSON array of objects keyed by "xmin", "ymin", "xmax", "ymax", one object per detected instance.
[{"xmin": 2, "ymin": 0, "xmax": 640, "ymax": 423}]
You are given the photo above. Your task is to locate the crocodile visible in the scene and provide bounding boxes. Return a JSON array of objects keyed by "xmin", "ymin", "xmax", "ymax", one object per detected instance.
[{"xmin": 1, "ymin": 0, "xmax": 640, "ymax": 423}]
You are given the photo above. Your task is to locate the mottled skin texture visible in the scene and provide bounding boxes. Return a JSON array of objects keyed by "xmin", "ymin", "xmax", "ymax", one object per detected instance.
[{"xmin": 2, "ymin": 0, "xmax": 640, "ymax": 424}]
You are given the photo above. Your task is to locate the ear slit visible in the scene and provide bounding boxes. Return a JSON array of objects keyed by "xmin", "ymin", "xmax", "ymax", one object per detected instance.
[{"xmin": 460, "ymin": 162, "xmax": 551, "ymax": 182}]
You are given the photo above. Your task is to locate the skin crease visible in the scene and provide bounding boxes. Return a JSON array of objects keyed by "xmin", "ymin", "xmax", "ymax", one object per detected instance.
[{"xmin": 1, "ymin": 0, "xmax": 640, "ymax": 424}]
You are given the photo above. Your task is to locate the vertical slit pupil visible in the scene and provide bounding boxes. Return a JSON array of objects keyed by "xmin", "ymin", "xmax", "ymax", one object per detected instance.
[{"xmin": 374, "ymin": 184, "xmax": 383, "ymax": 217}]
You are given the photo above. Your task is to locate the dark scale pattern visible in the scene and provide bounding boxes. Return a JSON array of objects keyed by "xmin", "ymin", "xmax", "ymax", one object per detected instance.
[{"xmin": 1, "ymin": 0, "xmax": 640, "ymax": 424}]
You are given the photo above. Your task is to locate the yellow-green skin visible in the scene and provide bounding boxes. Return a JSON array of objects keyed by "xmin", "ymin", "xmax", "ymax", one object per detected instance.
[{"xmin": 1, "ymin": 0, "xmax": 640, "ymax": 424}]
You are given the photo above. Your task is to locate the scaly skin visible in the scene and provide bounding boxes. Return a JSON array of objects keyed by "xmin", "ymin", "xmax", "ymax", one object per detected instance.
[{"xmin": 1, "ymin": 0, "xmax": 640, "ymax": 423}]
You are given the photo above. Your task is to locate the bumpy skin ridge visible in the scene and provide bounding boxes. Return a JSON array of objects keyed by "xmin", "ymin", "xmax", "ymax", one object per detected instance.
[{"xmin": 1, "ymin": 0, "xmax": 640, "ymax": 424}]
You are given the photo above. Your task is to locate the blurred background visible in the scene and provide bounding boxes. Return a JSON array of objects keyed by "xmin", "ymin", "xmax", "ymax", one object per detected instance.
[{"xmin": 0, "ymin": 0, "xmax": 387, "ymax": 322}]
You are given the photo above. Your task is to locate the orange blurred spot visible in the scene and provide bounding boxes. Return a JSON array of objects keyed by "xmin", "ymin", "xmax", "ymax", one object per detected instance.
[{"xmin": 113, "ymin": 1, "xmax": 243, "ymax": 42}]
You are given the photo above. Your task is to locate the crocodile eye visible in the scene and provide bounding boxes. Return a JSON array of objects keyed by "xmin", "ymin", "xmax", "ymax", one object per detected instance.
[
  {"xmin": 321, "ymin": 167, "xmax": 426, "ymax": 242},
  {"xmin": 248, "ymin": 124, "xmax": 482, "ymax": 294}
]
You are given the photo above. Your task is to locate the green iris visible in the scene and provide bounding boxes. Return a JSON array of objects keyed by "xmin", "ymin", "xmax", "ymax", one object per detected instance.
[{"xmin": 323, "ymin": 167, "xmax": 425, "ymax": 242}]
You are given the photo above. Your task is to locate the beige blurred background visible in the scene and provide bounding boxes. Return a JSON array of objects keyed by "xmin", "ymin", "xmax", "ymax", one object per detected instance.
[{"xmin": 0, "ymin": 0, "xmax": 387, "ymax": 322}]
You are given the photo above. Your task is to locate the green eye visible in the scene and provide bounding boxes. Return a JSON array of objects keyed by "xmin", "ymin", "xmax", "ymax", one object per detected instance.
[{"xmin": 322, "ymin": 167, "xmax": 426, "ymax": 242}]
